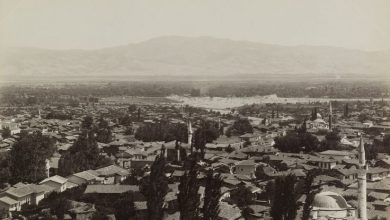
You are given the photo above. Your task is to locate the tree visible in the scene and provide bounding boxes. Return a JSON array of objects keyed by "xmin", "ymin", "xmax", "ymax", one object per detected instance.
[
  {"xmin": 193, "ymin": 121, "xmax": 219, "ymax": 158},
  {"xmin": 264, "ymin": 180, "xmax": 275, "ymax": 204},
  {"xmin": 302, "ymin": 169, "xmax": 321, "ymax": 220},
  {"xmin": 114, "ymin": 192, "xmax": 135, "ymax": 220},
  {"xmin": 225, "ymin": 144, "xmax": 234, "ymax": 153},
  {"xmin": 344, "ymin": 103, "xmax": 349, "ymax": 117},
  {"xmin": 128, "ymin": 104, "xmax": 137, "ymax": 113},
  {"xmin": 137, "ymin": 108, "xmax": 141, "ymax": 121},
  {"xmin": 300, "ymin": 132, "xmax": 320, "ymax": 152},
  {"xmin": 229, "ymin": 184, "xmax": 253, "ymax": 219},
  {"xmin": 81, "ymin": 115, "xmax": 94, "ymax": 130},
  {"xmin": 202, "ymin": 171, "xmax": 222, "ymax": 220},
  {"xmin": 311, "ymin": 107, "xmax": 318, "ymax": 120},
  {"xmin": 135, "ymin": 121, "xmax": 188, "ymax": 143},
  {"xmin": 270, "ymin": 175, "xmax": 298, "ymax": 220},
  {"xmin": 1, "ymin": 127, "xmax": 11, "ymax": 139},
  {"xmin": 321, "ymin": 130, "xmax": 341, "ymax": 150},
  {"xmin": 358, "ymin": 113, "xmax": 370, "ymax": 123},
  {"xmin": 274, "ymin": 132, "xmax": 302, "ymax": 153},
  {"xmin": 297, "ymin": 119, "xmax": 307, "ymax": 134},
  {"xmin": 119, "ymin": 114, "xmax": 132, "ymax": 126},
  {"xmin": 0, "ymin": 153, "xmax": 11, "ymax": 187},
  {"xmin": 9, "ymin": 131, "xmax": 56, "ymax": 183},
  {"xmin": 58, "ymin": 130, "xmax": 111, "ymax": 176},
  {"xmin": 140, "ymin": 153, "xmax": 168, "ymax": 220},
  {"xmin": 230, "ymin": 184, "xmax": 253, "ymax": 208},
  {"xmin": 365, "ymin": 143, "xmax": 378, "ymax": 161},
  {"xmin": 96, "ymin": 117, "xmax": 113, "ymax": 143},
  {"xmin": 383, "ymin": 134, "xmax": 390, "ymax": 153},
  {"xmin": 178, "ymin": 156, "xmax": 200, "ymax": 220},
  {"xmin": 226, "ymin": 118, "xmax": 253, "ymax": 136},
  {"xmin": 124, "ymin": 126, "xmax": 134, "ymax": 135}
]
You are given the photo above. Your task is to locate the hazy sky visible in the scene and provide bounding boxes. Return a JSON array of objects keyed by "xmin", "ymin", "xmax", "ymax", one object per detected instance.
[{"xmin": 0, "ymin": 0, "xmax": 389, "ymax": 50}]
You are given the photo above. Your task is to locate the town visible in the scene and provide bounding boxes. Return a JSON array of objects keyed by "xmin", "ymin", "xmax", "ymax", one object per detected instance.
[{"xmin": 0, "ymin": 83, "xmax": 389, "ymax": 220}]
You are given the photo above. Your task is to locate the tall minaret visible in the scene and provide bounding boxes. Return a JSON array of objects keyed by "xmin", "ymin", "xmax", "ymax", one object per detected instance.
[
  {"xmin": 329, "ymin": 101, "xmax": 332, "ymax": 130},
  {"xmin": 357, "ymin": 134, "xmax": 367, "ymax": 220},
  {"xmin": 188, "ymin": 120, "xmax": 193, "ymax": 152}
]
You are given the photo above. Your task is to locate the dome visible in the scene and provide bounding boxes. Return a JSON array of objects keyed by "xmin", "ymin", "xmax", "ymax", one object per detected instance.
[{"xmin": 312, "ymin": 191, "xmax": 349, "ymax": 209}]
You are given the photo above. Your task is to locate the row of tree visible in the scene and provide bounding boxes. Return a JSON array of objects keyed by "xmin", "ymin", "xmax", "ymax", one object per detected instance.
[
  {"xmin": 140, "ymin": 151, "xmax": 223, "ymax": 220},
  {"xmin": 135, "ymin": 120, "xmax": 188, "ymax": 143}
]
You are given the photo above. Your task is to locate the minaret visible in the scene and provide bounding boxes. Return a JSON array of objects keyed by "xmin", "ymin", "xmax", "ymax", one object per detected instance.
[
  {"xmin": 188, "ymin": 120, "xmax": 193, "ymax": 152},
  {"xmin": 357, "ymin": 134, "xmax": 367, "ymax": 220},
  {"xmin": 329, "ymin": 101, "xmax": 332, "ymax": 130},
  {"xmin": 175, "ymin": 140, "xmax": 181, "ymax": 162},
  {"xmin": 45, "ymin": 159, "xmax": 51, "ymax": 178}
]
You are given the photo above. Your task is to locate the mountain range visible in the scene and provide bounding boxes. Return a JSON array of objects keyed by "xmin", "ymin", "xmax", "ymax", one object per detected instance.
[{"xmin": 1, "ymin": 36, "xmax": 389, "ymax": 81}]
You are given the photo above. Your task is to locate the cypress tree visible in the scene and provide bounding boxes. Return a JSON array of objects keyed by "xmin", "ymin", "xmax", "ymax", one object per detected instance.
[
  {"xmin": 270, "ymin": 175, "xmax": 298, "ymax": 220},
  {"xmin": 344, "ymin": 103, "xmax": 349, "ymax": 117},
  {"xmin": 140, "ymin": 152, "xmax": 168, "ymax": 220},
  {"xmin": 302, "ymin": 169, "xmax": 321, "ymax": 220},
  {"xmin": 178, "ymin": 156, "xmax": 200, "ymax": 220},
  {"xmin": 202, "ymin": 171, "xmax": 222, "ymax": 220}
]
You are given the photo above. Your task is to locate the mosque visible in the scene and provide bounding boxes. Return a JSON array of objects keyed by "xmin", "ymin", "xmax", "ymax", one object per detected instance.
[
  {"xmin": 310, "ymin": 135, "xmax": 367, "ymax": 220},
  {"xmin": 311, "ymin": 191, "xmax": 356, "ymax": 219}
]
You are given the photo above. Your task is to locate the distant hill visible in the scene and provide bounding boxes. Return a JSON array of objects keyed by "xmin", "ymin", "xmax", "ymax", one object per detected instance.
[{"xmin": 1, "ymin": 36, "xmax": 389, "ymax": 81}]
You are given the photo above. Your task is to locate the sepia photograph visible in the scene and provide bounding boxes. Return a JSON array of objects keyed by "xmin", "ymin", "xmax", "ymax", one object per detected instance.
[{"xmin": 0, "ymin": 0, "xmax": 389, "ymax": 219}]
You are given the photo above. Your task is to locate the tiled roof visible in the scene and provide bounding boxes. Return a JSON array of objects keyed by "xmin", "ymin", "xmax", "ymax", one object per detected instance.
[
  {"xmin": 72, "ymin": 171, "xmax": 98, "ymax": 181},
  {"xmin": 95, "ymin": 165, "xmax": 130, "ymax": 177},
  {"xmin": 368, "ymin": 191, "xmax": 389, "ymax": 200},
  {"xmin": 6, "ymin": 184, "xmax": 52, "ymax": 198},
  {"xmin": 0, "ymin": 196, "xmax": 18, "ymax": 205},
  {"xmin": 84, "ymin": 185, "xmax": 139, "ymax": 194},
  {"xmin": 40, "ymin": 175, "xmax": 67, "ymax": 185},
  {"xmin": 319, "ymin": 150, "xmax": 352, "ymax": 156}
]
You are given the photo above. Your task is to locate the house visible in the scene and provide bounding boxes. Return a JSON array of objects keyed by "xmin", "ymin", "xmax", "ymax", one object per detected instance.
[
  {"xmin": 94, "ymin": 165, "xmax": 130, "ymax": 184},
  {"xmin": 239, "ymin": 133, "xmax": 260, "ymax": 143},
  {"xmin": 367, "ymin": 167, "xmax": 390, "ymax": 182},
  {"xmin": 162, "ymin": 141, "xmax": 189, "ymax": 162},
  {"xmin": 218, "ymin": 202, "xmax": 242, "ymax": 220},
  {"xmin": 134, "ymin": 201, "xmax": 148, "ymax": 220},
  {"xmin": 372, "ymin": 201, "xmax": 389, "ymax": 211},
  {"xmin": 376, "ymin": 157, "xmax": 390, "ymax": 168},
  {"xmin": 3, "ymin": 183, "xmax": 53, "ymax": 207},
  {"xmin": 67, "ymin": 201, "xmax": 96, "ymax": 220},
  {"xmin": 306, "ymin": 118, "xmax": 329, "ymax": 130},
  {"xmin": 331, "ymin": 169, "xmax": 359, "ymax": 181},
  {"xmin": 0, "ymin": 196, "xmax": 20, "ymax": 212},
  {"xmin": 319, "ymin": 150, "xmax": 352, "ymax": 160},
  {"xmin": 368, "ymin": 191, "xmax": 390, "ymax": 202},
  {"xmin": 0, "ymin": 121, "xmax": 20, "ymax": 135},
  {"xmin": 164, "ymin": 191, "xmax": 178, "ymax": 213},
  {"xmin": 234, "ymin": 160, "xmax": 256, "ymax": 176},
  {"xmin": 310, "ymin": 158, "xmax": 337, "ymax": 170},
  {"xmin": 39, "ymin": 175, "xmax": 68, "ymax": 192},
  {"xmin": 48, "ymin": 156, "xmax": 61, "ymax": 175},
  {"xmin": 68, "ymin": 170, "xmax": 99, "ymax": 185}
]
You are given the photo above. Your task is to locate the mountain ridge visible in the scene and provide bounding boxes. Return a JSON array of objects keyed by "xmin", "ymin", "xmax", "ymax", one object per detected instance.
[{"xmin": 1, "ymin": 36, "xmax": 389, "ymax": 80}]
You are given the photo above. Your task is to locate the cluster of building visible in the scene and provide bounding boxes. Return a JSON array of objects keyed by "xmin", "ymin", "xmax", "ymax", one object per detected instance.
[{"xmin": 0, "ymin": 99, "xmax": 389, "ymax": 220}]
